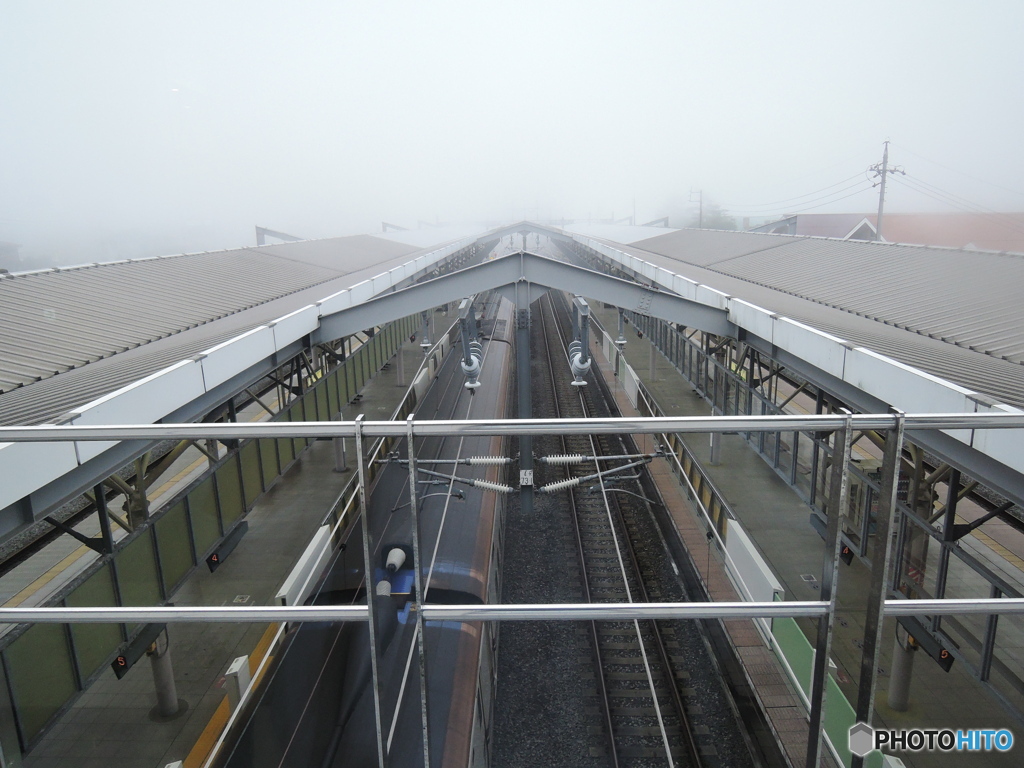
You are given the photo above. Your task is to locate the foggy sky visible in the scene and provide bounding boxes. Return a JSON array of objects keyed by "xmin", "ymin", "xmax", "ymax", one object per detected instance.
[{"xmin": 2, "ymin": 1, "xmax": 1023, "ymax": 266}]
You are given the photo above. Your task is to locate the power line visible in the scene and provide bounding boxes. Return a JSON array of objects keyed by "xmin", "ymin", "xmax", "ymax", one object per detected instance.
[
  {"xmin": 719, "ymin": 173, "xmax": 867, "ymax": 210},
  {"xmin": 891, "ymin": 176, "xmax": 1024, "ymax": 238},
  {"xmin": 727, "ymin": 180, "xmax": 875, "ymax": 216},
  {"xmin": 889, "ymin": 143, "xmax": 1024, "ymax": 200},
  {"xmin": 784, "ymin": 185, "xmax": 877, "ymax": 214}
]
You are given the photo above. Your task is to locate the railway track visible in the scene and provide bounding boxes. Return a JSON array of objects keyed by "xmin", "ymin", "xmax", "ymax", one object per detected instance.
[{"xmin": 534, "ymin": 293, "xmax": 702, "ymax": 768}]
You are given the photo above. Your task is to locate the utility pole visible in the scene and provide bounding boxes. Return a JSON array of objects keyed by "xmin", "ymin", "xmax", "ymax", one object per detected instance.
[{"xmin": 869, "ymin": 140, "xmax": 905, "ymax": 241}]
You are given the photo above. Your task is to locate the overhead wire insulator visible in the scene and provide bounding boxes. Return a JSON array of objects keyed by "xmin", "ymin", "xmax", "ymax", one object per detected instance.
[
  {"xmin": 471, "ymin": 479, "xmax": 514, "ymax": 494},
  {"xmin": 539, "ymin": 454, "xmax": 586, "ymax": 465},
  {"xmin": 465, "ymin": 456, "xmax": 513, "ymax": 466},
  {"xmin": 538, "ymin": 477, "xmax": 582, "ymax": 493}
]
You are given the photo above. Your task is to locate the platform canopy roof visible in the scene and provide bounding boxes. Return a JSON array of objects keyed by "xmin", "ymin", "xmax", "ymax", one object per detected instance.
[{"xmin": 2, "ymin": 220, "xmax": 1024, "ymax": 538}]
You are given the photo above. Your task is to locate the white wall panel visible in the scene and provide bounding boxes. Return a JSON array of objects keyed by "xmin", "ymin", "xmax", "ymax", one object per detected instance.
[
  {"xmin": 0, "ymin": 441, "xmax": 80, "ymax": 510},
  {"xmin": 972, "ymin": 403, "xmax": 1024, "ymax": 475},
  {"xmin": 199, "ymin": 326, "xmax": 276, "ymax": 391},
  {"xmin": 72, "ymin": 359, "xmax": 207, "ymax": 461},
  {"xmin": 349, "ymin": 280, "xmax": 374, "ymax": 305},
  {"xmin": 695, "ymin": 284, "xmax": 729, "ymax": 309},
  {"xmin": 844, "ymin": 347, "xmax": 975, "ymax": 442},
  {"xmin": 671, "ymin": 274, "xmax": 698, "ymax": 301},
  {"xmin": 729, "ymin": 299, "xmax": 776, "ymax": 344},
  {"xmin": 774, "ymin": 318, "xmax": 848, "ymax": 380},
  {"xmin": 270, "ymin": 305, "xmax": 318, "ymax": 350},
  {"xmin": 317, "ymin": 288, "xmax": 351, "ymax": 316}
]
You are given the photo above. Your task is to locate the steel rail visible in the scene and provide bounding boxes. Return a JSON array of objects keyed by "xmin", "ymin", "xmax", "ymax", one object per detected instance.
[
  {"xmin": 548, "ymin": 292, "xmax": 695, "ymax": 768},
  {"xmin": 538, "ymin": 292, "xmax": 621, "ymax": 768},
  {"xmin": 2, "ymin": 411, "xmax": 1023, "ymax": 441}
]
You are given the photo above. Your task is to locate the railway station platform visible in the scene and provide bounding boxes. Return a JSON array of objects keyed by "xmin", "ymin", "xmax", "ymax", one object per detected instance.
[
  {"xmin": 19, "ymin": 338, "xmax": 429, "ymax": 768},
  {"xmin": 587, "ymin": 303, "xmax": 1021, "ymax": 768}
]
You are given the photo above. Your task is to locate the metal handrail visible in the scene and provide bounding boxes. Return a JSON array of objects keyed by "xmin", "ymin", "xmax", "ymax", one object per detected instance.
[{"xmin": 3, "ymin": 411, "xmax": 1023, "ymax": 442}]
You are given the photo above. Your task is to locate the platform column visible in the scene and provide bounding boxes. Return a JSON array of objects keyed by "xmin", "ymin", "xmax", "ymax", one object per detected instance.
[{"xmin": 148, "ymin": 630, "xmax": 183, "ymax": 719}]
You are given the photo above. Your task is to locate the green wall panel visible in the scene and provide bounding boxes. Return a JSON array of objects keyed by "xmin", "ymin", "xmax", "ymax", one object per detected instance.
[
  {"xmin": 240, "ymin": 440, "xmax": 262, "ymax": 506},
  {"xmin": 188, "ymin": 479, "xmax": 221, "ymax": 556},
  {"xmin": 216, "ymin": 458, "xmax": 244, "ymax": 526},
  {"xmin": 327, "ymin": 370, "xmax": 340, "ymax": 419},
  {"xmin": 316, "ymin": 381, "xmax": 329, "ymax": 422},
  {"xmin": 65, "ymin": 565, "xmax": 122, "ymax": 681},
  {"xmin": 344, "ymin": 362, "xmax": 355, "ymax": 405},
  {"xmin": 259, "ymin": 438, "xmax": 280, "ymax": 484},
  {"xmin": 5, "ymin": 624, "xmax": 77, "ymax": 744},
  {"xmin": 155, "ymin": 501, "xmax": 193, "ymax": 592},
  {"xmin": 289, "ymin": 404, "xmax": 304, "ymax": 456},
  {"xmin": 117, "ymin": 532, "xmax": 162, "ymax": 607}
]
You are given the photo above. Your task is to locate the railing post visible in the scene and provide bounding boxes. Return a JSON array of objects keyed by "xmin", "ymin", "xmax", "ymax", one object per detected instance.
[
  {"xmin": 806, "ymin": 413, "xmax": 853, "ymax": 768},
  {"xmin": 355, "ymin": 414, "xmax": 388, "ymax": 768},
  {"xmin": 406, "ymin": 415, "xmax": 431, "ymax": 766},
  {"xmin": 851, "ymin": 412, "xmax": 904, "ymax": 768}
]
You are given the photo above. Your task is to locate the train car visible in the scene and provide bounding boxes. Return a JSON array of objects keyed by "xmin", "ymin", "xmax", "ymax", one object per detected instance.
[{"xmin": 215, "ymin": 292, "xmax": 515, "ymax": 768}]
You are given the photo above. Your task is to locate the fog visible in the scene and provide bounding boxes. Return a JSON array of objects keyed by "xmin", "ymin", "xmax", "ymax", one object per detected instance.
[{"xmin": 2, "ymin": 1, "xmax": 1023, "ymax": 268}]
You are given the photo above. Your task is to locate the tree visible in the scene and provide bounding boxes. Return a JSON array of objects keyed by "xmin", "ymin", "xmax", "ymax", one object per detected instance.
[{"xmin": 687, "ymin": 202, "xmax": 737, "ymax": 230}]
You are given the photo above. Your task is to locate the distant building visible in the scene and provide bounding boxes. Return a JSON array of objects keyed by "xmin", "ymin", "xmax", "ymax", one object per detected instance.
[
  {"xmin": 0, "ymin": 241, "xmax": 22, "ymax": 272},
  {"xmin": 749, "ymin": 212, "xmax": 1024, "ymax": 252}
]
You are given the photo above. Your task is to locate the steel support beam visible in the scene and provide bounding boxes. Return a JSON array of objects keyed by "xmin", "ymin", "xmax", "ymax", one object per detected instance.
[{"xmin": 314, "ymin": 252, "xmax": 735, "ymax": 346}]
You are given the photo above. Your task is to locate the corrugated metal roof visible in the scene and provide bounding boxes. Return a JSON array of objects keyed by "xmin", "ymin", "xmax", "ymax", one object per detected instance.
[
  {"xmin": 629, "ymin": 227, "xmax": 794, "ymax": 266},
  {"xmin": 630, "ymin": 230, "xmax": 1024, "ymax": 366},
  {"xmin": 0, "ymin": 235, "xmax": 419, "ymax": 395},
  {"xmin": 602, "ymin": 233, "xmax": 1024, "ymax": 410}
]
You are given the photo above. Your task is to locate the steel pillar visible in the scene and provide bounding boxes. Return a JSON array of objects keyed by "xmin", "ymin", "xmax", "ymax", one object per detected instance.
[
  {"xmin": 805, "ymin": 416, "xmax": 853, "ymax": 768},
  {"xmin": 94, "ymin": 483, "xmax": 114, "ymax": 555},
  {"xmin": 851, "ymin": 414, "xmax": 905, "ymax": 768}
]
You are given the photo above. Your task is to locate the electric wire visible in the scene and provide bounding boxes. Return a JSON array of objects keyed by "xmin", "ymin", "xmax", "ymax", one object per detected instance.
[
  {"xmin": 890, "ymin": 143, "xmax": 1024, "ymax": 200},
  {"xmin": 718, "ymin": 172, "xmax": 867, "ymax": 210},
  {"xmin": 891, "ymin": 176, "xmax": 1024, "ymax": 238}
]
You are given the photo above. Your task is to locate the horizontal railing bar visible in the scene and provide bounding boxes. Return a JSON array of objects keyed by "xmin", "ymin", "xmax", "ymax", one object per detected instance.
[
  {"xmin": 0, "ymin": 412, "xmax": 1021, "ymax": 442},
  {"xmin": 0, "ymin": 602, "xmax": 825, "ymax": 624},
  {"xmin": 421, "ymin": 602, "xmax": 829, "ymax": 620},
  {"xmin": 884, "ymin": 598, "xmax": 1024, "ymax": 616},
  {"xmin": 3, "ymin": 598, "xmax": 1023, "ymax": 625}
]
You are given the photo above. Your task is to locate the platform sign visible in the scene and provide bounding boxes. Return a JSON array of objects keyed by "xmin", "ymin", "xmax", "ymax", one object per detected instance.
[
  {"xmin": 111, "ymin": 623, "xmax": 166, "ymax": 679},
  {"xmin": 898, "ymin": 616, "xmax": 956, "ymax": 672}
]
